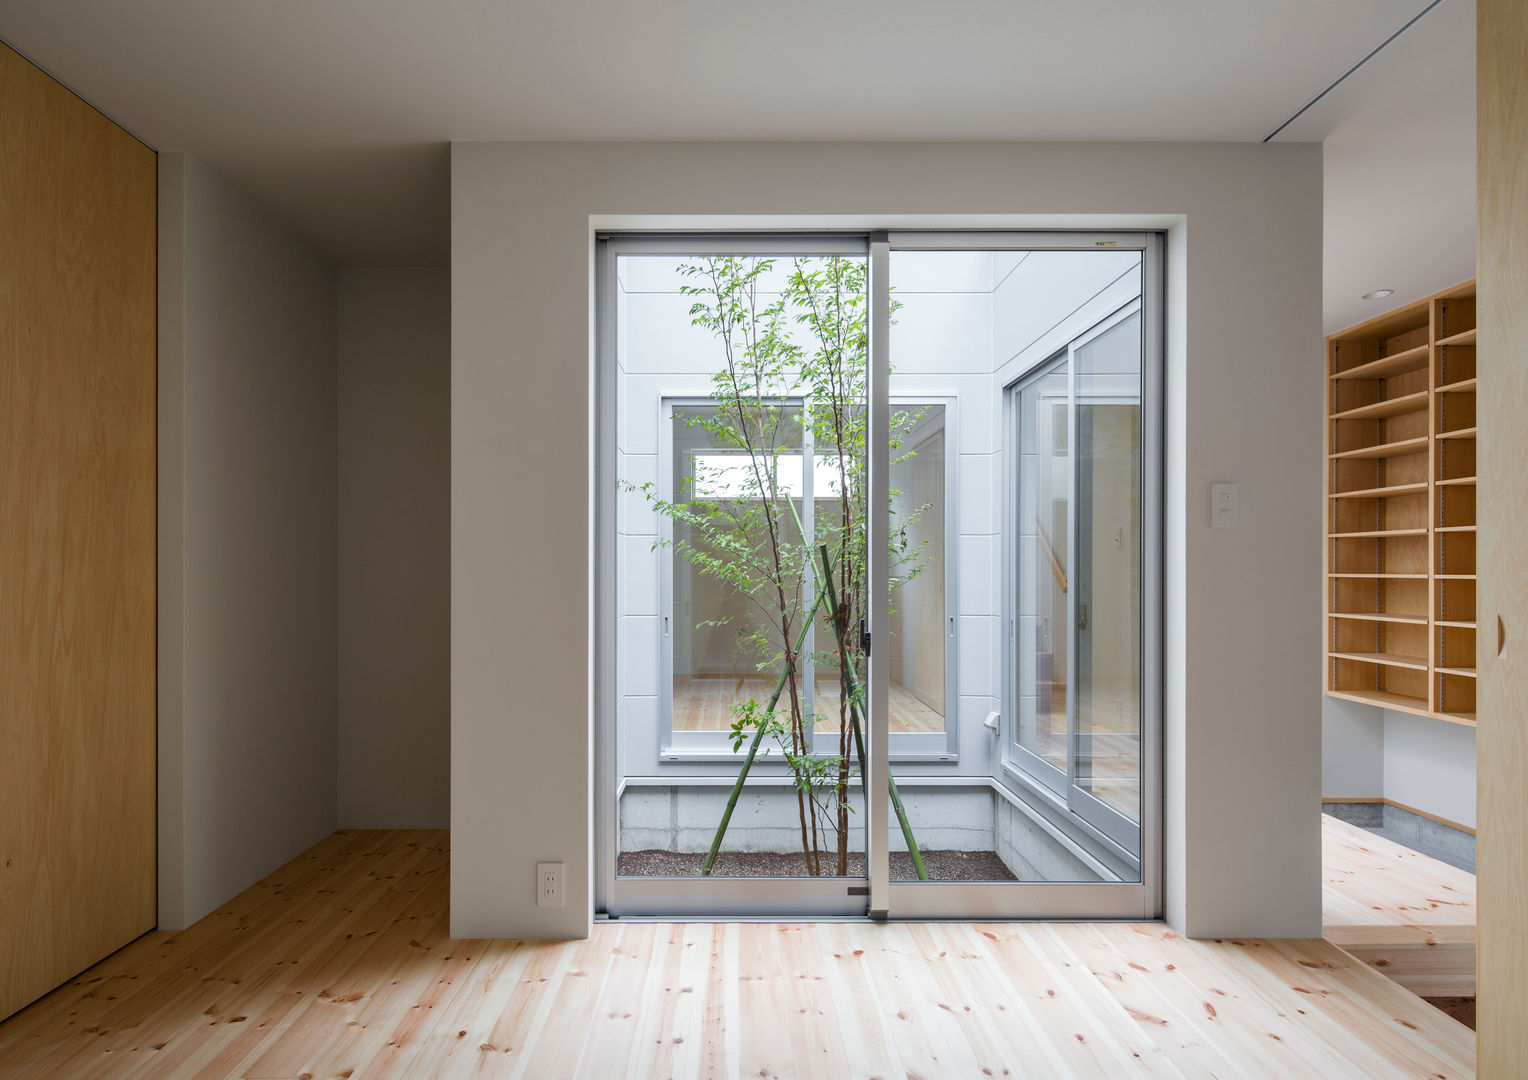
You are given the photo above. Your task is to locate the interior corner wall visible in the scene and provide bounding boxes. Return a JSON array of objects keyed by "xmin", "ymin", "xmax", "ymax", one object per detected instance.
[
  {"xmin": 158, "ymin": 151, "xmax": 339, "ymax": 930},
  {"xmin": 450, "ymin": 141, "xmax": 1325, "ymax": 940},
  {"xmin": 1382, "ymin": 710, "xmax": 1476, "ymax": 829},
  {"xmin": 1319, "ymin": 697, "xmax": 1474, "ymax": 828},
  {"xmin": 338, "ymin": 267, "xmax": 451, "ymax": 829},
  {"xmin": 1321, "ymin": 697, "xmax": 1384, "ymax": 799}
]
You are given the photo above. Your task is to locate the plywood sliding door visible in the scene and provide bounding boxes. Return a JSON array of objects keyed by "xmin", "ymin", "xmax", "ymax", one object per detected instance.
[
  {"xmin": 1477, "ymin": 0, "xmax": 1528, "ymax": 1069},
  {"xmin": 0, "ymin": 43, "xmax": 157, "ymax": 1021}
]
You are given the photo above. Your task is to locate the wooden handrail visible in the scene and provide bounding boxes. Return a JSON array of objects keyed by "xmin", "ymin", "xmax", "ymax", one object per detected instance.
[{"xmin": 1036, "ymin": 523, "xmax": 1067, "ymax": 594}]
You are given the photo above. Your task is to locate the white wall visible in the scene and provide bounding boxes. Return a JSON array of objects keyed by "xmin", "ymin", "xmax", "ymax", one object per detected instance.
[
  {"xmin": 1321, "ymin": 697, "xmax": 1384, "ymax": 798},
  {"xmin": 451, "ymin": 141, "xmax": 1324, "ymax": 939},
  {"xmin": 1383, "ymin": 709, "xmax": 1477, "ymax": 829},
  {"xmin": 338, "ymin": 268, "xmax": 452, "ymax": 828},
  {"xmin": 1321, "ymin": 698, "xmax": 1475, "ymax": 829},
  {"xmin": 158, "ymin": 151, "xmax": 339, "ymax": 929}
]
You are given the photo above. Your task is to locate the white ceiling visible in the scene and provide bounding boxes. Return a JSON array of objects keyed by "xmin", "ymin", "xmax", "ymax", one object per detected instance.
[
  {"xmin": 0, "ymin": 0, "xmax": 1470, "ymax": 297},
  {"xmin": 1272, "ymin": 0, "xmax": 1475, "ymax": 333}
]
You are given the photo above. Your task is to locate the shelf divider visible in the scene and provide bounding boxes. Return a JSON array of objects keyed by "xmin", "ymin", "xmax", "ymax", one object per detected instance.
[
  {"xmin": 1328, "ymin": 342, "xmax": 1430, "ymax": 380},
  {"xmin": 1330, "ymin": 390, "xmax": 1430, "ymax": 421},
  {"xmin": 1329, "ymin": 435, "xmax": 1431, "ymax": 460},
  {"xmin": 1329, "ymin": 650, "xmax": 1429, "ymax": 671}
]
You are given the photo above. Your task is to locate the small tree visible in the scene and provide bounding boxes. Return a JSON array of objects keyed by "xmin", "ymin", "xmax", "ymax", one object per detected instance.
[{"xmin": 635, "ymin": 254, "xmax": 927, "ymax": 875}]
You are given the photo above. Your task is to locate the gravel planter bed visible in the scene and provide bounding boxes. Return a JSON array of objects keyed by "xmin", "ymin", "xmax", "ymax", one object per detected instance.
[{"xmin": 618, "ymin": 849, "xmax": 1018, "ymax": 881}]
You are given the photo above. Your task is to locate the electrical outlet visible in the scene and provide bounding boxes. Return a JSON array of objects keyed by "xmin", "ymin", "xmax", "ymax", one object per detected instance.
[{"xmin": 537, "ymin": 862, "xmax": 563, "ymax": 907}]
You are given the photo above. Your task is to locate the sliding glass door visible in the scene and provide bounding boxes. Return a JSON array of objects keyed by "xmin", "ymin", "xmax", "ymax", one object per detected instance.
[
  {"xmin": 1010, "ymin": 306, "xmax": 1143, "ymax": 856},
  {"xmin": 599, "ymin": 237, "xmax": 872, "ymax": 916},
  {"xmin": 596, "ymin": 231, "xmax": 1160, "ymax": 920}
]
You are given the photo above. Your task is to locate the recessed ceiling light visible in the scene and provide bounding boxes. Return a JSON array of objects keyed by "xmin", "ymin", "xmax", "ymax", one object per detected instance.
[{"xmin": 1362, "ymin": 289, "xmax": 1395, "ymax": 300}]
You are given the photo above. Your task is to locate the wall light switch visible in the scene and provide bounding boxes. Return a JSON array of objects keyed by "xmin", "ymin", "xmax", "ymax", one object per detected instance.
[{"xmin": 1211, "ymin": 483, "xmax": 1239, "ymax": 529}]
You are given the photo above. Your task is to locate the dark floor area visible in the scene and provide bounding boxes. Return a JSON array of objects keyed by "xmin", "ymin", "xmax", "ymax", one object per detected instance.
[
  {"xmin": 1424, "ymin": 997, "xmax": 1477, "ymax": 1030},
  {"xmin": 618, "ymin": 848, "xmax": 1019, "ymax": 881}
]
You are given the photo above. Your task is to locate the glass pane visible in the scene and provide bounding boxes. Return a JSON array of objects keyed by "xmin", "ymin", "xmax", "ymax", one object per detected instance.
[
  {"xmin": 1016, "ymin": 365, "xmax": 1072, "ymax": 778},
  {"xmin": 1074, "ymin": 312, "xmax": 1143, "ymax": 828},
  {"xmin": 887, "ymin": 247, "xmax": 1143, "ymax": 885},
  {"xmin": 883, "ymin": 250, "xmax": 1010, "ymax": 882},
  {"xmin": 814, "ymin": 405, "xmax": 948, "ymax": 739},
  {"xmin": 614, "ymin": 252, "xmax": 868, "ymax": 879},
  {"xmin": 886, "ymin": 409, "xmax": 946, "ymax": 733},
  {"xmin": 671, "ymin": 403, "xmax": 807, "ymax": 732}
]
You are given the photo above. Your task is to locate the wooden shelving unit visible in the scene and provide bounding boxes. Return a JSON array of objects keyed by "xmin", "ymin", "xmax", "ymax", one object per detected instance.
[{"xmin": 1325, "ymin": 279, "xmax": 1477, "ymax": 726}]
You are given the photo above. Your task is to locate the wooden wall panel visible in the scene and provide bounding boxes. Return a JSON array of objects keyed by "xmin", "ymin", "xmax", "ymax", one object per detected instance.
[
  {"xmin": 1477, "ymin": 0, "xmax": 1528, "ymax": 1071},
  {"xmin": 0, "ymin": 42, "xmax": 157, "ymax": 1021}
]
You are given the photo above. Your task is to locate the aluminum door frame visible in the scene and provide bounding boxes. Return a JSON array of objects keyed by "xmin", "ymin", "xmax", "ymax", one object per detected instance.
[
  {"xmin": 596, "ymin": 230, "xmax": 1163, "ymax": 921},
  {"xmin": 882, "ymin": 231, "xmax": 1163, "ymax": 920},
  {"xmin": 596, "ymin": 233, "xmax": 874, "ymax": 918}
]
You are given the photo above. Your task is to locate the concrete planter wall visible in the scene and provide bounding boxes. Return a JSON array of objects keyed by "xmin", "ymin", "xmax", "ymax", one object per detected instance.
[{"xmin": 619, "ymin": 781, "xmax": 1103, "ymax": 882}]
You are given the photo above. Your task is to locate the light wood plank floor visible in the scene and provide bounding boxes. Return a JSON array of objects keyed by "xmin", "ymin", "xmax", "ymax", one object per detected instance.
[
  {"xmin": 1321, "ymin": 813, "xmax": 1476, "ymax": 999},
  {"xmin": 0, "ymin": 830, "xmax": 1473, "ymax": 1079}
]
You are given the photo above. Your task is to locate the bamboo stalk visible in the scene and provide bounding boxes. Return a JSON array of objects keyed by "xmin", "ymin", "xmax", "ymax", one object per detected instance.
[
  {"xmin": 816, "ymin": 545, "xmax": 928, "ymax": 882},
  {"xmin": 700, "ymin": 587, "xmax": 828, "ymax": 876}
]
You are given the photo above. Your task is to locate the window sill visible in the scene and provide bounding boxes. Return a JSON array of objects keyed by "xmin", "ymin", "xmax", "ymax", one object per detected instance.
[{"xmin": 655, "ymin": 749, "xmax": 959, "ymax": 765}]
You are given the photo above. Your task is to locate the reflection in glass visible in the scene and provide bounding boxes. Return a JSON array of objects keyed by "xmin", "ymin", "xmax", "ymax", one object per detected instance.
[
  {"xmin": 670, "ymin": 404, "xmax": 808, "ymax": 733},
  {"xmin": 838, "ymin": 406, "xmax": 946, "ymax": 736},
  {"xmin": 1017, "ymin": 365, "xmax": 1072, "ymax": 775},
  {"xmin": 1074, "ymin": 313, "xmax": 1142, "ymax": 827},
  {"xmin": 883, "ymin": 248, "xmax": 1144, "ymax": 885}
]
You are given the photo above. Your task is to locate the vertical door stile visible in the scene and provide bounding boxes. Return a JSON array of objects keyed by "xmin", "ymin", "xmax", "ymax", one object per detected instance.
[
  {"xmin": 1066, "ymin": 341, "xmax": 1081, "ymax": 790},
  {"xmin": 595, "ymin": 239, "xmax": 618, "ymax": 913},
  {"xmin": 867, "ymin": 233, "xmax": 892, "ymax": 918},
  {"xmin": 801, "ymin": 396, "xmax": 817, "ymax": 730}
]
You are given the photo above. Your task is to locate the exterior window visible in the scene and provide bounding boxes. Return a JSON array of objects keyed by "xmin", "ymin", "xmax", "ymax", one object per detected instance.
[
  {"xmin": 667, "ymin": 401, "xmax": 809, "ymax": 738},
  {"xmin": 663, "ymin": 399, "xmax": 954, "ymax": 750}
]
